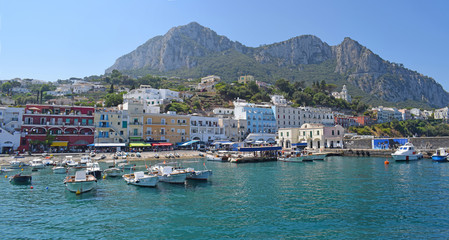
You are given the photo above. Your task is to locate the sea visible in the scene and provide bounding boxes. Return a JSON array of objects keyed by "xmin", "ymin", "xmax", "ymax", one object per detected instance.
[{"xmin": 1, "ymin": 156, "xmax": 449, "ymax": 239}]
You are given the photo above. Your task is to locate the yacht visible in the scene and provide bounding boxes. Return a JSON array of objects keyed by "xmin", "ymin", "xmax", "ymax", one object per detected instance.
[{"xmin": 391, "ymin": 142, "xmax": 423, "ymax": 161}]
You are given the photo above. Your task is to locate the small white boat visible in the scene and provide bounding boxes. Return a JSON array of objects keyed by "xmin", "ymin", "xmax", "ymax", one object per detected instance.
[
  {"xmin": 10, "ymin": 160, "xmax": 26, "ymax": 169},
  {"xmin": 206, "ymin": 154, "xmax": 222, "ymax": 161},
  {"xmin": 123, "ymin": 171, "xmax": 159, "ymax": 187},
  {"xmin": 154, "ymin": 153, "xmax": 159, "ymax": 159},
  {"xmin": 64, "ymin": 170, "xmax": 97, "ymax": 193},
  {"xmin": 432, "ymin": 148, "xmax": 449, "ymax": 162},
  {"xmin": 63, "ymin": 156, "xmax": 78, "ymax": 167},
  {"xmin": 186, "ymin": 168, "xmax": 212, "ymax": 180},
  {"xmin": 278, "ymin": 150, "xmax": 327, "ymax": 162},
  {"xmin": 80, "ymin": 155, "xmax": 91, "ymax": 165},
  {"xmin": 103, "ymin": 167, "xmax": 123, "ymax": 177},
  {"xmin": 52, "ymin": 166, "xmax": 67, "ymax": 174},
  {"xmin": 30, "ymin": 158, "xmax": 45, "ymax": 169},
  {"xmin": 117, "ymin": 162, "xmax": 135, "ymax": 171},
  {"xmin": 150, "ymin": 163, "xmax": 188, "ymax": 184},
  {"xmin": 391, "ymin": 142, "xmax": 423, "ymax": 161},
  {"xmin": 86, "ymin": 161, "xmax": 102, "ymax": 179}
]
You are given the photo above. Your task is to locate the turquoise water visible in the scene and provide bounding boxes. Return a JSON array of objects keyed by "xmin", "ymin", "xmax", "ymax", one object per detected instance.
[{"xmin": 2, "ymin": 157, "xmax": 449, "ymax": 239}]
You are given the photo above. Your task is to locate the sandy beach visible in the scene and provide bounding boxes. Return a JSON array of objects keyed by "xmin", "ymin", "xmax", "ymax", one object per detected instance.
[{"xmin": 0, "ymin": 150, "xmax": 206, "ymax": 167}]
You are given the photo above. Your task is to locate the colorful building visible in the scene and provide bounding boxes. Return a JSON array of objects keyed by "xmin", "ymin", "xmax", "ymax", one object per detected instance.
[
  {"xmin": 19, "ymin": 104, "xmax": 95, "ymax": 152},
  {"xmin": 143, "ymin": 112, "xmax": 190, "ymax": 145},
  {"xmin": 93, "ymin": 108, "xmax": 128, "ymax": 150}
]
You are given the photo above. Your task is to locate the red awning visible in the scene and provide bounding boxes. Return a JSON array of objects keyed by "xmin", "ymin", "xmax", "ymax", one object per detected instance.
[{"xmin": 151, "ymin": 143, "xmax": 173, "ymax": 146}]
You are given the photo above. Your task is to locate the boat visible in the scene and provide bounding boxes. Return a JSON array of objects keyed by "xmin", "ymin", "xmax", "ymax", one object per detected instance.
[
  {"xmin": 9, "ymin": 173, "xmax": 32, "ymax": 184},
  {"xmin": 103, "ymin": 167, "xmax": 123, "ymax": 177},
  {"xmin": 30, "ymin": 158, "xmax": 45, "ymax": 169},
  {"xmin": 80, "ymin": 155, "xmax": 91, "ymax": 165},
  {"xmin": 432, "ymin": 148, "xmax": 449, "ymax": 162},
  {"xmin": 63, "ymin": 156, "xmax": 78, "ymax": 167},
  {"xmin": 117, "ymin": 162, "xmax": 135, "ymax": 171},
  {"xmin": 154, "ymin": 153, "xmax": 159, "ymax": 159},
  {"xmin": 391, "ymin": 142, "xmax": 423, "ymax": 161},
  {"xmin": 206, "ymin": 154, "xmax": 222, "ymax": 161},
  {"xmin": 186, "ymin": 167, "xmax": 212, "ymax": 180},
  {"xmin": 86, "ymin": 161, "xmax": 102, "ymax": 179},
  {"xmin": 64, "ymin": 170, "xmax": 97, "ymax": 193},
  {"xmin": 10, "ymin": 160, "xmax": 27, "ymax": 169},
  {"xmin": 149, "ymin": 163, "xmax": 188, "ymax": 184},
  {"xmin": 174, "ymin": 152, "xmax": 180, "ymax": 158},
  {"xmin": 52, "ymin": 165, "xmax": 67, "ymax": 174},
  {"xmin": 122, "ymin": 171, "xmax": 159, "ymax": 187},
  {"xmin": 278, "ymin": 150, "xmax": 327, "ymax": 162}
]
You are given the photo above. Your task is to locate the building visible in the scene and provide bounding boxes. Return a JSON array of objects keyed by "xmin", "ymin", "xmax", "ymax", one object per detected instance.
[
  {"xmin": 0, "ymin": 107, "xmax": 23, "ymax": 152},
  {"xmin": 351, "ymin": 116, "xmax": 372, "ymax": 126},
  {"xmin": 233, "ymin": 99, "xmax": 276, "ymax": 134},
  {"xmin": 213, "ymin": 108, "xmax": 234, "ymax": 116},
  {"xmin": 272, "ymin": 105, "xmax": 334, "ymax": 130},
  {"xmin": 143, "ymin": 112, "xmax": 190, "ymax": 144},
  {"xmin": 190, "ymin": 115, "xmax": 226, "ymax": 143},
  {"xmin": 197, "ymin": 75, "xmax": 221, "ymax": 91},
  {"xmin": 334, "ymin": 115, "xmax": 359, "ymax": 128},
  {"xmin": 18, "ymin": 105, "xmax": 95, "ymax": 152},
  {"xmin": 93, "ymin": 108, "xmax": 128, "ymax": 150},
  {"xmin": 270, "ymin": 95, "xmax": 287, "ymax": 106},
  {"xmin": 238, "ymin": 75, "xmax": 254, "ymax": 84},
  {"xmin": 121, "ymin": 101, "xmax": 144, "ymax": 142},
  {"xmin": 398, "ymin": 109, "xmax": 412, "ymax": 121},
  {"xmin": 123, "ymin": 85, "xmax": 181, "ymax": 106},
  {"xmin": 332, "ymin": 85, "xmax": 352, "ymax": 102},
  {"xmin": 372, "ymin": 107, "xmax": 402, "ymax": 123},
  {"xmin": 278, "ymin": 123, "xmax": 344, "ymax": 150},
  {"xmin": 218, "ymin": 118, "xmax": 247, "ymax": 142},
  {"xmin": 434, "ymin": 107, "xmax": 449, "ymax": 120}
]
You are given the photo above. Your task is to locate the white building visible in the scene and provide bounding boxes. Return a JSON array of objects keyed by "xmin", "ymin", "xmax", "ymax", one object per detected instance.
[
  {"xmin": 278, "ymin": 123, "xmax": 344, "ymax": 150},
  {"xmin": 0, "ymin": 107, "xmax": 23, "ymax": 152},
  {"xmin": 11, "ymin": 87, "xmax": 31, "ymax": 94},
  {"xmin": 190, "ymin": 115, "xmax": 226, "ymax": 143},
  {"xmin": 271, "ymin": 95, "xmax": 287, "ymax": 105},
  {"xmin": 434, "ymin": 107, "xmax": 449, "ymax": 120},
  {"xmin": 233, "ymin": 99, "xmax": 277, "ymax": 134},
  {"xmin": 372, "ymin": 106, "xmax": 403, "ymax": 123},
  {"xmin": 272, "ymin": 105, "xmax": 334, "ymax": 130},
  {"xmin": 197, "ymin": 75, "xmax": 221, "ymax": 91},
  {"xmin": 332, "ymin": 85, "xmax": 352, "ymax": 102},
  {"xmin": 218, "ymin": 118, "xmax": 247, "ymax": 142},
  {"xmin": 123, "ymin": 85, "xmax": 181, "ymax": 106},
  {"xmin": 213, "ymin": 108, "xmax": 234, "ymax": 116},
  {"xmin": 72, "ymin": 82, "xmax": 95, "ymax": 94}
]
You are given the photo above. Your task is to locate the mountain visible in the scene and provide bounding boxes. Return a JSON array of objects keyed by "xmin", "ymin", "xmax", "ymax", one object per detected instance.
[{"xmin": 106, "ymin": 22, "xmax": 449, "ymax": 108}]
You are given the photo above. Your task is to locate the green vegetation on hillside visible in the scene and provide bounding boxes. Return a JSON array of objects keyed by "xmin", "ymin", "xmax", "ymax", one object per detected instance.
[{"xmin": 349, "ymin": 119, "xmax": 449, "ymax": 137}]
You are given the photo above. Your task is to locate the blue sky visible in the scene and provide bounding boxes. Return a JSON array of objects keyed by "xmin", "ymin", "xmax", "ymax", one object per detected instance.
[{"xmin": 0, "ymin": 0, "xmax": 448, "ymax": 90}]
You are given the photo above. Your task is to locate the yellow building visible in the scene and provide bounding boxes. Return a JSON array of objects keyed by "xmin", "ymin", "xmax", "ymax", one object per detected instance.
[
  {"xmin": 94, "ymin": 108, "xmax": 128, "ymax": 149},
  {"xmin": 143, "ymin": 112, "xmax": 190, "ymax": 144},
  {"xmin": 238, "ymin": 75, "xmax": 254, "ymax": 84}
]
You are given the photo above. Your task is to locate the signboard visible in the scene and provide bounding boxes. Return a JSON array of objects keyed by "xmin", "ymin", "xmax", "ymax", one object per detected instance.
[{"xmin": 372, "ymin": 138, "xmax": 408, "ymax": 150}]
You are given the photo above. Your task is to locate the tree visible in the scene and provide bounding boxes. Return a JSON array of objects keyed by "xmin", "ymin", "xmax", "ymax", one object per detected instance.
[
  {"xmin": 109, "ymin": 84, "xmax": 114, "ymax": 94},
  {"xmin": 104, "ymin": 93, "xmax": 123, "ymax": 107},
  {"xmin": 2, "ymin": 82, "xmax": 12, "ymax": 95}
]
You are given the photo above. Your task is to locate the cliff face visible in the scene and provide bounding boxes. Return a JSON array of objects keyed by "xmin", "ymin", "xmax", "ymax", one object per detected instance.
[{"xmin": 106, "ymin": 22, "xmax": 449, "ymax": 108}]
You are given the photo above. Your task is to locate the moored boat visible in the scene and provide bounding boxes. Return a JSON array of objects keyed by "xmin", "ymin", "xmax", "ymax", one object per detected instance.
[
  {"xmin": 103, "ymin": 167, "xmax": 123, "ymax": 177},
  {"xmin": 123, "ymin": 171, "xmax": 159, "ymax": 187},
  {"xmin": 186, "ymin": 168, "xmax": 212, "ymax": 180},
  {"xmin": 432, "ymin": 148, "xmax": 449, "ymax": 162},
  {"xmin": 206, "ymin": 154, "xmax": 222, "ymax": 161},
  {"xmin": 391, "ymin": 142, "xmax": 423, "ymax": 161},
  {"xmin": 150, "ymin": 163, "xmax": 188, "ymax": 184},
  {"xmin": 64, "ymin": 170, "xmax": 97, "ymax": 193},
  {"xmin": 278, "ymin": 150, "xmax": 327, "ymax": 162},
  {"xmin": 52, "ymin": 166, "xmax": 67, "ymax": 174},
  {"xmin": 30, "ymin": 158, "xmax": 45, "ymax": 169},
  {"xmin": 9, "ymin": 173, "xmax": 32, "ymax": 185}
]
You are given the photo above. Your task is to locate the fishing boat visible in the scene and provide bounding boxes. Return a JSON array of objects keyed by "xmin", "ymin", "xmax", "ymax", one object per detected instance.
[
  {"xmin": 391, "ymin": 142, "xmax": 423, "ymax": 161},
  {"xmin": 278, "ymin": 150, "xmax": 327, "ymax": 162},
  {"xmin": 52, "ymin": 165, "xmax": 67, "ymax": 174},
  {"xmin": 30, "ymin": 158, "xmax": 45, "ymax": 169},
  {"xmin": 64, "ymin": 170, "xmax": 97, "ymax": 193},
  {"xmin": 122, "ymin": 171, "xmax": 159, "ymax": 187},
  {"xmin": 10, "ymin": 159, "xmax": 27, "ymax": 169},
  {"xmin": 86, "ymin": 161, "xmax": 102, "ymax": 179},
  {"xmin": 63, "ymin": 156, "xmax": 78, "ymax": 167},
  {"xmin": 9, "ymin": 173, "xmax": 32, "ymax": 184},
  {"xmin": 149, "ymin": 163, "xmax": 188, "ymax": 184},
  {"xmin": 432, "ymin": 148, "xmax": 449, "ymax": 162},
  {"xmin": 206, "ymin": 154, "xmax": 222, "ymax": 161},
  {"xmin": 80, "ymin": 155, "xmax": 91, "ymax": 165},
  {"xmin": 103, "ymin": 159, "xmax": 123, "ymax": 177},
  {"xmin": 229, "ymin": 146, "xmax": 281, "ymax": 163},
  {"xmin": 186, "ymin": 167, "xmax": 212, "ymax": 180}
]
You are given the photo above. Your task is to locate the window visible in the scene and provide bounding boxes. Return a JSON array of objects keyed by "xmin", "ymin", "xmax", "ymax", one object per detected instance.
[
  {"xmin": 332, "ymin": 130, "xmax": 335, "ymax": 135},
  {"xmin": 171, "ymin": 128, "xmax": 175, "ymax": 132},
  {"xmin": 161, "ymin": 119, "xmax": 166, "ymax": 125},
  {"xmin": 147, "ymin": 118, "xmax": 152, "ymax": 124},
  {"xmin": 280, "ymin": 132, "xmax": 283, "ymax": 137},
  {"xmin": 317, "ymin": 131, "xmax": 319, "ymax": 135},
  {"xmin": 337, "ymin": 130, "xmax": 340, "ymax": 135},
  {"xmin": 287, "ymin": 132, "xmax": 289, "ymax": 137},
  {"xmin": 120, "ymin": 131, "xmax": 123, "ymax": 136},
  {"xmin": 133, "ymin": 129, "xmax": 138, "ymax": 136},
  {"xmin": 171, "ymin": 119, "xmax": 175, "ymax": 124},
  {"xmin": 161, "ymin": 128, "xmax": 165, "ymax": 135}
]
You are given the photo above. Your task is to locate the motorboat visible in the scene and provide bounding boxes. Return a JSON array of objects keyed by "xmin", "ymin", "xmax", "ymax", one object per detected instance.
[
  {"xmin": 80, "ymin": 155, "xmax": 92, "ymax": 165},
  {"xmin": 64, "ymin": 170, "xmax": 97, "ymax": 193},
  {"xmin": 86, "ymin": 161, "xmax": 102, "ymax": 179},
  {"xmin": 103, "ymin": 167, "xmax": 123, "ymax": 177},
  {"xmin": 206, "ymin": 154, "xmax": 222, "ymax": 161},
  {"xmin": 122, "ymin": 171, "xmax": 159, "ymax": 187},
  {"xmin": 10, "ymin": 160, "xmax": 27, "ymax": 169},
  {"xmin": 149, "ymin": 163, "xmax": 188, "ymax": 184},
  {"xmin": 391, "ymin": 142, "xmax": 423, "ymax": 161},
  {"xmin": 9, "ymin": 173, "xmax": 32, "ymax": 185},
  {"xmin": 52, "ymin": 166, "xmax": 67, "ymax": 174},
  {"xmin": 278, "ymin": 150, "xmax": 327, "ymax": 162},
  {"xmin": 117, "ymin": 162, "xmax": 135, "ymax": 171},
  {"xmin": 154, "ymin": 153, "xmax": 159, "ymax": 159},
  {"xmin": 63, "ymin": 156, "xmax": 78, "ymax": 167},
  {"xmin": 30, "ymin": 158, "xmax": 45, "ymax": 169},
  {"xmin": 186, "ymin": 167, "xmax": 212, "ymax": 180},
  {"xmin": 432, "ymin": 148, "xmax": 449, "ymax": 162},
  {"xmin": 174, "ymin": 152, "xmax": 180, "ymax": 158}
]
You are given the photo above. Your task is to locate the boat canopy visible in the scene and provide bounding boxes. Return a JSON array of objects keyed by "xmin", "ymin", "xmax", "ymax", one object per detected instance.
[
  {"xmin": 179, "ymin": 140, "xmax": 200, "ymax": 146},
  {"xmin": 237, "ymin": 146, "xmax": 282, "ymax": 152},
  {"xmin": 211, "ymin": 141, "xmax": 233, "ymax": 145}
]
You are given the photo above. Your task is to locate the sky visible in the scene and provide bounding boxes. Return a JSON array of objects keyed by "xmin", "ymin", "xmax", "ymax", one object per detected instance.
[{"xmin": 0, "ymin": 0, "xmax": 448, "ymax": 89}]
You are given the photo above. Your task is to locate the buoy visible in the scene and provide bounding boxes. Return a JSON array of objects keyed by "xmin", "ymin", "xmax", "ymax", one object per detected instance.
[
  {"xmin": 30, "ymin": 186, "xmax": 34, "ymax": 189},
  {"xmin": 46, "ymin": 187, "xmax": 49, "ymax": 190},
  {"xmin": 21, "ymin": 168, "xmax": 23, "ymax": 171},
  {"xmin": 76, "ymin": 190, "xmax": 81, "ymax": 195},
  {"xmin": 103, "ymin": 175, "xmax": 106, "ymax": 179},
  {"xmin": 5, "ymin": 175, "xmax": 7, "ymax": 178},
  {"xmin": 385, "ymin": 160, "xmax": 390, "ymax": 165}
]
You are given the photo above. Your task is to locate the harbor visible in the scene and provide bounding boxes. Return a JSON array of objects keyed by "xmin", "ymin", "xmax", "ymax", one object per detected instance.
[{"xmin": 2, "ymin": 155, "xmax": 449, "ymax": 239}]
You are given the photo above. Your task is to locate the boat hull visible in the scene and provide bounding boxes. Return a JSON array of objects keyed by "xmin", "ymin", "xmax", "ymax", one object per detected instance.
[
  {"xmin": 9, "ymin": 175, "xmax": 32, "ymax": 185},
  {"xmin": 123, "ymin": 174, "xmax": 159, "ymax": 187},
  {"xmin": 432, "ymin": 156, "xmax": 448, "ymax": 162},
  {"xmin": 187, "ymin": 170, "xmax": 212, "ymax": 180},
  {"xmin": 392, "ymin": 154, "xmax": 420, "ymax": 161},
  {"xmin": 65, "ymin": 181, "xmax": 97, "ymax": 193},
  {"xmin": 159, "ymin": 173, "xmax": 187, "ymax": 184},
  {"xmin": 104, "ymin": 168, "xmax": 123, "ymax": 177},
  {"xmin": 52, "ymin": 167, "xmax": 67, "ymax": 174}
]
